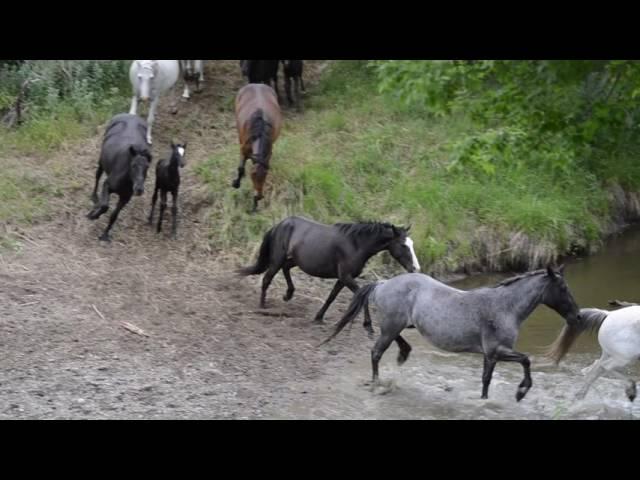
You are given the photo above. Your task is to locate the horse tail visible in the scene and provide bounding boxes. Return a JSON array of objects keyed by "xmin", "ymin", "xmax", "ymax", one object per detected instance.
[
  {"xmin": 248, "ymin": 109, "xmax": 273, "ymax": 167},
  {"xmin": 319, "ymin": 282, "xmax": 380, "ymax": 346},
  {"xmin": 542, "ymin": 308, "xmax": 609, "ymax": 365},
  {"xmin": 236, "ymin": 226, "xmax": 274, "ymax": 276}
]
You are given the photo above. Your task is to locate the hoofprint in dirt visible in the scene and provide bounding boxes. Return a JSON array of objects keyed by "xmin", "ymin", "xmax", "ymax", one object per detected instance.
[{"xmin": 0, "ymin": 220, "xmax": 366, "ymax": 419}]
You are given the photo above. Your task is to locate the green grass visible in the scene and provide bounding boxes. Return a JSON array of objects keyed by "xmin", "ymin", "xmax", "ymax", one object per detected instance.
[{"xmin": 194, "ymin": 61, "xmax": 629, "ymax": 274}]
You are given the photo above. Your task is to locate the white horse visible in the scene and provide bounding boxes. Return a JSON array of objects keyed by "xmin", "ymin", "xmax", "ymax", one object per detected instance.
[
  {"xmin": 572, "ymin": 306, "xmax": 640, "ymax": 402},
  {"xmin": 179, "ymin": 60, "xmax": 205, "ymax": 99},
  {"xmin": 129, "ymin": 60, "xmax": 180, "ymax": 145}
]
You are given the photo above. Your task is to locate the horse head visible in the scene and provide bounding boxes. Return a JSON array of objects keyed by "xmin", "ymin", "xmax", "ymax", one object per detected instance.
[
  {"xmin": 541, "ymin": 265, "xmax": 581, "ymax": 326},
  {"xmin": 129, "ymin": 145, "xmax": 152, "ymax": 196},
  {"xmin": 387, "ymin": 225, "xmax": 421, "ymax": 273},
  {"xmin": 135, "ymin": 60, "xmax": 157, "ymax": 102}
]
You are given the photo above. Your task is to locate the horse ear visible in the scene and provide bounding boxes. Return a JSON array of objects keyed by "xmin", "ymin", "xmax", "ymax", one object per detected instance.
[
  {"xmin": 405, "ymin": 224, "xmax": 412, "ymax": 233},
  {"xmin": 546, "ymin": 265, "xmax": 556, "ymax": 278},
  {"xmin": 171, "ymin": 141, "xmax": 176, "ymax": 149},
  {"xmin": 558, "ymin": 264, "xmax": 565, "ymax": 274},
  {"xmin": 183, "ymin": 141, "xmax": 187, "ymax": 149}
]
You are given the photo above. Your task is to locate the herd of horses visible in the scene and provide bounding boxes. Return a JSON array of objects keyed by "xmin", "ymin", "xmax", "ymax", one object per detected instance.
[{"xmin": 84, "ymin": 60, "xmax": 640, "ymax": 409}]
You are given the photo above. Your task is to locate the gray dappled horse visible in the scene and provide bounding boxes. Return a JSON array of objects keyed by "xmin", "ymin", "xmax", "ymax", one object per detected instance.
[{"xmin": 323, "ymin": 266, "xmax": 581, "ymax": 402}]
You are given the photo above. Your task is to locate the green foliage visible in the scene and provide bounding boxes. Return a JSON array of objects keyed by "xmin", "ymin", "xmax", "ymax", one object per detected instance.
[
  {"xmin": 0, "ymin": 60, "xmax": 130, "ymax": 152},
  {"xmin": 370, "ymin": 60, "xmax": 640, "ymax": 182}
]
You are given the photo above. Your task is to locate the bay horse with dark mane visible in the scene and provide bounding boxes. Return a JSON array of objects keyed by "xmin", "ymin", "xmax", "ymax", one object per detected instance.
[
  {"xmin": 237, "ymin": 216, "xmax": 421, "ymax": 330},
  {"xmin": 231, "ymin": 83, "xmax": 283, "ymax": 212}
]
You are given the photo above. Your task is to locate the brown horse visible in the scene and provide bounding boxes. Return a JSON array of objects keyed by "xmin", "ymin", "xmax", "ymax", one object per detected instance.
[{"xmin": 231, "ymin": 83, "xmax": 283, "ymax": 212}]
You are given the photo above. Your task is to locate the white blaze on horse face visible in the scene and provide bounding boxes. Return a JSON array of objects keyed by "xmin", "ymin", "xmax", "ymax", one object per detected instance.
[
  {"xmin": 177, "ymin": 147, "xmax": 185, "ymax": 157},
  {"xmin": 405, "ymin": 237, "xmax": 421, "ymax": 272}
]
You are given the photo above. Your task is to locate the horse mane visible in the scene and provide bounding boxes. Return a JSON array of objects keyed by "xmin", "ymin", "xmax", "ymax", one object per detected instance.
[
  {"xmin": 491, "ymin": 269, "xmax": 549, "ymax": 288},
  {"xmin": 248, "ymin": 109, "xmax": 273, "ymax": 168},
  {"xmin": 334, "ymin": 221, "xmax": 395, "ymax": 241}
]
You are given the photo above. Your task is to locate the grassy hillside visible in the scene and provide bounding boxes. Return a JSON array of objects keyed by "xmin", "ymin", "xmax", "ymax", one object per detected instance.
[
  {"xmin": 195, "ymin": 61, "xmax": 638, "ymax": 275},
  {"xmin": 1, "ymin": 60, "xmax": 639, "ymax": 276}
]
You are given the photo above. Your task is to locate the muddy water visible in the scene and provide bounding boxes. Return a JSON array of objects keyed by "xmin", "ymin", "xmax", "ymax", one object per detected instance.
[{"xmin": 268, "ymin": 226, "xmax": 640, "ymax": 419}]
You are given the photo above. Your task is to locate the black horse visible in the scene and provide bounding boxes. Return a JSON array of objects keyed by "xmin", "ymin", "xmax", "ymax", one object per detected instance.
[
  {"xmin": 87, "ymin": 113, "xmax": 152, "ymax": 241},
  {"xmin": 237, "ymin": 216, "xmax": 421, "ymax": 329},
  {"xmin": 240, "ymin": 60, "xmax": 281, "ymax": 101},
  {"xmin": 281, "ymin": 60, "xmax": 305, "ymax": 110},
  {"xmin": 149, "ymin": 141, "xmax": 186, "ymax": 239}
]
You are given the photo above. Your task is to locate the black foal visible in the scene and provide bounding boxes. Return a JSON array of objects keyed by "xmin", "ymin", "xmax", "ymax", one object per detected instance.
[{"xmin": 149, "ymin": 142, "xmax": 186, "ymax": 239}]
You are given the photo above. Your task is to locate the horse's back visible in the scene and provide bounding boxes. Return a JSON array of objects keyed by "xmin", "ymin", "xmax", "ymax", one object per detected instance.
[
  {"xmin": 101, "ymin": 114, "xmax": 148, "ymax": 164},
  {"xmin": 235, "ymin": 84, "xmax": 282, "ymax": 134}
]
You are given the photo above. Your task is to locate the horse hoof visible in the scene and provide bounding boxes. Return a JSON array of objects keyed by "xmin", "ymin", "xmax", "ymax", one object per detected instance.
[
  {"xmin": 481, "ymin": 394, "xmax": 488, "ymax": 400},
  {"xmin": 99, "ymin": 235, "xmax": 111, "ymax": 243},
  {"xmin": 313, "ymin": 318, "xmax": 325, "ymax": 325},
  {"xmin": 516, "ymin": 390, "xmax": 527, "ymax": 402},
  {"xmin": 231, "ymin": 180, "xmax": 240, "ymax": 189}
]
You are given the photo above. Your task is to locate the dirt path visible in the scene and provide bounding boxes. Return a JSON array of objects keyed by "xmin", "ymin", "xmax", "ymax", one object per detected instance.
[{"xmin": 0, "ymin": 60, "xmax": 372, "ymax": 419}]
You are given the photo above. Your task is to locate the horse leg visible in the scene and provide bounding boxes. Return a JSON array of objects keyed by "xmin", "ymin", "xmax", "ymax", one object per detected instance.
[
  {"xmin": 148, "ymin": 186, "xmax": 158, "ymax": 225},
  {"xmin": 129, "ymin": 95, "xmax": 138, "ymax": 115},
  {"xmin": 171, "ymin": 188, "xmax": 178, "ymax": 240},
  {"xmin": 285, "ymin": 74, "xmax": 293, "ymax": 107},
  {"xmin": 281, "ymin": 260, "xmax": 296, "ymax": 301},
  {"xmin": 371, "ymin": 317, "xmax": 405, "ymax": 387},
  {"xmin": 157, "ymin": 190, "xmax": 167, "ymax": 233},
  {"xmin": 197, "ymin": 63, "xmax": 204, "ymax": 91},
  {"xmin": 494, "ymin": 346, "xmax": 532, "ymax": 402},
  {"xmin": 232, "ymin": 154, "xmax": 248, "ymax": 189},
  {"xmin": 260, "ymin": 266, "xmax": 280, "ymax": 309},
  {"xmin": 395, "ymin": 334, "xmax": 412, "ymax": 366},
  {"xmin": 272, "ymin": 75, "xmax": 282, "ymax": 105},
  {"xmin": 481, "ymin": 353, "xmax": 498, "ymax": 399},
  {"xmin": 300, "ymin": 75, "xmax": 306, "ymax": 93},
  {"xmin": 576, "ymin": 355, "xmax": 607, "ymax": 400},
  {"xmin": 294, "ymin": 77, "xmax": 302, "ymax": 112},
  {"xmin": 88, "ymin": 178, "xmax": 110, "ymax": 220},
  {"xmin": 344, "ymin": 278, "xmax": 374, "ymax": 338},
  {"xmin": 146, "ymin": 97, "xmax": 159, "ymax": 145},
  {"xmin": 99, "ymin": 192, "xmax": 131, "ymax": 242},
  {"xmin": 313, "ymin": 280, "xmax": 345, "ymax": 324},
  {"xmin": 91, "ymin": 164, "xmax": 103, "ymax": 205},
  {"xmin": 606, "ymin": 369, "xmax": 637, "ymax": 402},
  {"xmin": 182, "ymin": 82, "xmax": 191, "ymax": 99}
]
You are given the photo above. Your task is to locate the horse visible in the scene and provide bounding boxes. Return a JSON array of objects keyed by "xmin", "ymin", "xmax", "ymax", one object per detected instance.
[
  {"xmin": 231, "ymin": 83, "xmax": 283, "ymax": 212},
  {"xmin": 87, "ymin": 114, "xmax": 152, "ymax": 242},
  {"xmin": 547, "ymin": 305, "xmax": 640, "ymax": 402},
  {"xmin": 148, "ymin": 142, "xmax": 187, "ymax": 239},
  {"xmin": 239, "ymin": 60, "xmax": 281, "ymax": 102},
  {"xmin": 237, "ymin": 216, "xmax": 420, "ymax": 329},
  {"xmin": 281, "ymin": 60, "xmax": 305, "ymax": 110},
  {"xmin": 321, "ymin": 266, "xmax": 581, "ymax": 402},
  {"xmin": 179, "ymin": 60, "xmax": 205, "ymax": 99},
  {"xmin": 129, "ymin": 60, "xmax": 180, "ymax": 145}
]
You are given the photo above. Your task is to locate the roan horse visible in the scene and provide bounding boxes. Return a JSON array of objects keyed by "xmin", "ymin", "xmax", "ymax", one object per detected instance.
[
  {"xmin": 546, "ymin": 305, "xmax": 640, "ymax": 402},
  {"xmin": 87, "ymin": 114, "xmax": 152, "ymax": 241},
  {"xmin": 322, "ymin": 266, "xmax": 581, "ymax": 401},
  {"xmin": 129, "ymin": 60, "xmax": 180, "ymax": 145},
  {"xmin": 149, "ymin": 141, "xmax": 187, "ymax": 239},
  {"xmin": 179, "ymin": 60, "xmax": 205, "ymax": 99},
  {"xmin": 231, "ymin": 83, "xmax": 283, "ymax": 212},
  {"xmin": 237, "ymin": 216, "xmax": 420, "ymax": 328}
]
